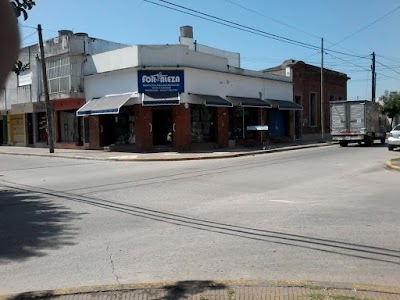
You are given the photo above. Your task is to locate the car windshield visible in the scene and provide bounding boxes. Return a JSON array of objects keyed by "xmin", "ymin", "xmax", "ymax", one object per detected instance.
[{"xmin": 392, "ymin": 125, "xmax": 400, "ymax": 131}]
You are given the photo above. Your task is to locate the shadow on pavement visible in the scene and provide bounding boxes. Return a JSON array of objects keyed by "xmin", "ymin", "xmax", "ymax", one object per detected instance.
[
  {"xmin": 3, "ymin": 182, "xmax": 400, "ymax": 267},
  {"xmin": 5, "ymin": 280, "xmax": 228, "ymax": 300},
  {"xmin": 0, "ymin": 186, "xmax": 82, "ymax": 263},
  {"xmin": 155, "ymin": 280, "xmax": 228, "ymax": 300}
]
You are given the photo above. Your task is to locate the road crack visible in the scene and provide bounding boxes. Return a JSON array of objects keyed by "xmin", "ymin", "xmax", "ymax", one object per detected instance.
[{"xmin": 106, "ymin": 243, "xmax": 120, "ymax": 284}]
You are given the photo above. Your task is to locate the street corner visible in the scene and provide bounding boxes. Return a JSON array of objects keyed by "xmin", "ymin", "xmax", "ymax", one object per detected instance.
[{"xmin": 386, "ymin": 157, "xmax": 400, "ymax": 171}]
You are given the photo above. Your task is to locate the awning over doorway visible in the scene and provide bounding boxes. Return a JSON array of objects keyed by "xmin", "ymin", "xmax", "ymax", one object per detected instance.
[
  {"xmin": 76, "ymin": 93, "xmax": 137, "ymax": 116},
  {"xmin": 190, "ymin": 93, "xmax": 233, "ymax": 107},
  {"xmin": 265, "ymin": 99, "xmax": 303, "ymax": 111},
  {"xmin": 142, "ymin": 92, "xmax": 180, "ymax": 106},
  {"xmin": 227, "ymin": 96, "xmax": 271, "ymax": 108}
]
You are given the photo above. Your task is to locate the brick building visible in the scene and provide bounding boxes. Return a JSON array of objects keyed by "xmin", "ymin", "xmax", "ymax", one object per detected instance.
[{"xmin": 263, "ymin": 60, "xmax": 349, "ymax": 139}]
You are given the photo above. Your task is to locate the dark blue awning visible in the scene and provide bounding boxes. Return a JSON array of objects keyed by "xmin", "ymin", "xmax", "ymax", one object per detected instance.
[
  {"xmin": 227, "ymin": 96, "xmax": 271, "ymax": 108},
  {"xmin": 189, "ymin": 93, "xmax": 233, "ymax": 107},
  {"xmin": 142, "ymin": 92, "xmax": 180, "ymax": 106},
  {"xmin": 265, "ymin": 99, "xmax": 303, "ymax": 111}
]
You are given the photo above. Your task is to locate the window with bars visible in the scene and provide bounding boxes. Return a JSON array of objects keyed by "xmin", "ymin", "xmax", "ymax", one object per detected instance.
[{"xmin": 46, "ymin": 57, "xmax": 71, "ymax": 94}]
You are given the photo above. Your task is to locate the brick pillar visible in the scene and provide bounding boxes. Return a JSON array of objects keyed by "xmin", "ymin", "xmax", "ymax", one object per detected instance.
[
  {"xmin": 172, "ymin": 104, "xmax": 191, "ymax": 151},
  {"xmin": 288, "ymin": 110, "xmax": 295, "ymax": 141},
  {"xmin": 216, "ymin": 107, "xmax": 229, "ymax": 148},
  {"xmin": 134, "ymin": 105, "xmax": 153, "ymax": 152},
  {"xmin": 53, "ymin": 111, "xmax": 59, "ymax": 143},
  {"xmin": 258, "ymin": 108, "xmax": 267, "ymax": 142},
  {"xmin": 88, "ymin": 116, "xmax": 101, "ymax": 149}
]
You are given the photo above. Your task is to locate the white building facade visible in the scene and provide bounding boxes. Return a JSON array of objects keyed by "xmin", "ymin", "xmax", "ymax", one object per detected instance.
[{"xmin": 79, "ymin": 26, "xmax": 299, "ymax": 152}]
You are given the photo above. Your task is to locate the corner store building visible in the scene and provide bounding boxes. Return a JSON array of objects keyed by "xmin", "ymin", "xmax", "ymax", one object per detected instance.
[{"xmin": 80, "ymin": 26, "xmax": 300, "ymax": 152}]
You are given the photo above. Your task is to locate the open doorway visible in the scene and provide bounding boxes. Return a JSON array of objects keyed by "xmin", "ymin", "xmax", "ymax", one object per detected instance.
[{"xmin": 152, "ymin": 107, "xmax": 172, "ymax": 146}]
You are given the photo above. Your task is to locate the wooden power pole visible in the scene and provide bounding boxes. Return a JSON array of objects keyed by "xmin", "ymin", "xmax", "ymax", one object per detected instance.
[
  {"xmin": 38, "ymin": 24, "xmax": 55, "ymax": 153},
  {"xmin": 320, "ymin": 37, "xmax": 325, "ymax": 141},
  {"xmin": 372, "ymin": 52, "xmax": 376, "ymax": 102}
]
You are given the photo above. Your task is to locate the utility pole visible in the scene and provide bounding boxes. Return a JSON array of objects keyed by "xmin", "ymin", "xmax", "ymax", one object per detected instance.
[
  {"xmin": 38, "ymin": 24, "xmax": 55, "ymax": 153},
  {"xmin": 371, "ymin": 52, "xmax": 376, "ymax": 102},
  {"xmin": 320, "ymin": 37, "xmax": 325, "ymax": 141}
]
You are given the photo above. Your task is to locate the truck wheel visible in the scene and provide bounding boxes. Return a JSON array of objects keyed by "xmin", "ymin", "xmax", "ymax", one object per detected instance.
[
  {"xmin": 339, "ymin": 141, "xmax": 348, "ymax": 147},
  {"xmin": 388, "ymin": 145, "xmax": 394, "ymax": 151},
  {"xmin": 365, "ymin": 136, "xmax": 374, "ymax": 146}
]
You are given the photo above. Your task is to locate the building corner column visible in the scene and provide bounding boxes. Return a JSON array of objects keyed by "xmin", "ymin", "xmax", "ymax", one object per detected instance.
[{"xmin": 216, "ymin": 107, "xmax": 229, "ymax": 148}]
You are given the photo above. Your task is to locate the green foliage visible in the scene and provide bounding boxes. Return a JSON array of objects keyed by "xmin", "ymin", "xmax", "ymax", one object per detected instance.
[
  {"xmin": 10, "ymin": 1, "xmax": 35, "ymax": 75},
  {"xmin": 10, "ymin": 0, "xmax": 35, "ymax": 20},
  {"xmin": 13, "ymin": 61, "xmax": 30, "ymax": 76},
  {"xmin": 381, "ymin": 90, "xmax": 400, "ymax": 126}
]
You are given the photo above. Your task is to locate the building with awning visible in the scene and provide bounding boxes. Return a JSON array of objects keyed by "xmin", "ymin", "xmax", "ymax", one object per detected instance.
[
  {"xmin": 1, "ymin": 30, "xmax": 129, "ymax": 148},
  {"xmin": 81, "ymin": 26, "xmax": 297, "ymax": 151}
]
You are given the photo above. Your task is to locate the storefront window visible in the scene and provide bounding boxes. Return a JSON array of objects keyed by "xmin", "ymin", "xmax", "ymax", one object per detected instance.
[
  {"xmin": 114, "ymin": 106, "xmax": 135, "ymax": 145},
  {"xmin": 37, "ymin": 112, "xmax": 48, "ymax": 143},
  {"xmin": 229, "ymin": 107, "xmax": 259, "ymax": 139},
  {"xmin": 59, "ymin": 110, "xmax": 79, "ymax": 142},
  {"xmin": 191, "ymin": 105, "xmax": 215, "ymax": 143}
]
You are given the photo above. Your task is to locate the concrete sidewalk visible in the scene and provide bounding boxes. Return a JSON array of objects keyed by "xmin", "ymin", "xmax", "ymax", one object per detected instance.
[
  {"xmin": 2, "ymin": 280, "xmax": 400, "ymax": 300},
  {"xmin": 0, "ymin": 141, "xmax": 333, "ymax": 162}
]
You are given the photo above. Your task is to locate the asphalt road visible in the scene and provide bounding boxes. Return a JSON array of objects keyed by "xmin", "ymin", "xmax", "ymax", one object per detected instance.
[{"xmin": 1, "ymin": 145, "xmax": 399, "ymax": 294}]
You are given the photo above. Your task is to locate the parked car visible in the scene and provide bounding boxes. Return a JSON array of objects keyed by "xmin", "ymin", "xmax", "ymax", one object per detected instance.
[{"xmin": 388, "ymin": 124, "xmax": 400, "ymax": 151}]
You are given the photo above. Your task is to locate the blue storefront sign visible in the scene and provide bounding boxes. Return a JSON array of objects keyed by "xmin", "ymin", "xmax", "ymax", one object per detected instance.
[{"xmin": 138, "ymin": 70, "xmax": 184, "ymax": 93}]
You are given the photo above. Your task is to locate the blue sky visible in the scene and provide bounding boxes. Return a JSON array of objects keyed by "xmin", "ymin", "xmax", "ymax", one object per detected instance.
[{"xmin": 19, "ymin": 0, "xmax": 400, "ymax": 100}]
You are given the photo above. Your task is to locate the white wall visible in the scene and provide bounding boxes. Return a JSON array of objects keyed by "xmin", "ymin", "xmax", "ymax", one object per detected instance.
[
  {"xmin": 196, "ymin": 44, "xmax": 240, "ymax": 68},
  {"xmin": 181, "ymin": 68, "xmax": 293, "ymax": 103},
  {"xmin": 84, "ymin": 66, "xmax": 292, "ymax": 106},
  {"xmin": 179, "ymin": 35, "xmax": 240, "ymax": 67},
  {"xmin": 139, "ymin": 45, "xmax": 229, "ymax": 72},
  {"xmin": 84, "ymin": 68, "xmax": 139, "ymax": 103},
  {"xmin": 84, "ymin": 46, "xmax": 139, "ymax": 75}
]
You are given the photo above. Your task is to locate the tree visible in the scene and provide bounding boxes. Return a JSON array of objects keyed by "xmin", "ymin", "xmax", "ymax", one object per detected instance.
[
  {"xmin": 381, "ymin": 90, "xmax": 400, "ymax": 127},
  {"xmin": 10, "ymin": 0, "xmax": 35, "ymax": 20},
  {"xmin": 10, "ymin": 0, "xmax": 35, "ymax": 75}
]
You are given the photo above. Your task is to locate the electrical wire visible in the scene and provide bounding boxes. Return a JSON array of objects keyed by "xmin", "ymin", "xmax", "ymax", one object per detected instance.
[
  {"xmin": 224, "ymin": 0, "xmax": 321, "ymax": 40},
  {"xmin": 144, "ymin": 0, "xmax": 320, "ymax": 50},
  {"xmin": 330, "ymin": 3, "xmax": 400, "ymax": 48},
  {"xmin": 143, "ymin": 0, "xmax": 369, "ymax": 59},
  {"xmin": 376, "ymin": 60, "xmax": 400, "ymax": 76}
]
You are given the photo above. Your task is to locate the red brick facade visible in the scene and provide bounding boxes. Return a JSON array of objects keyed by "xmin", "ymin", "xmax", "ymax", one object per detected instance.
[
  {"xmin": 172, "ymin": 104, "xmax": 191, "ymax": 151},
  {"xmin": 216, "ymin": 107, "xmax": 229, "ymax": 147},
  {"xmin": 263, "ymin": 60, "xmax": 349, "ymax": 137},
  {"xmin": 51, "ymin": 98, "xmax": 87, "ymax": 149},
  {"xmin": 291, "ymin": 62, "xmax": 348, "ymax": 135},
  {"xmin": 134, "ymin": 105, "xmax": 153, "ymax": 152}
]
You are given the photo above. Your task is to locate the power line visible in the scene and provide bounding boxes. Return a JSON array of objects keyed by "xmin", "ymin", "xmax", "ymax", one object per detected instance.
[
  {"xmin": 329, "ymin": 3, "xmax": 400, "ymax": 47},
  {"xmin": 376, "ymin": 54, "xmax": 400, "ymax": 64},
  {"xmin": 225, "ymin": 0, "xmax": 365, "ymax": 58},
  {"xmin": 144, "ymin": 0, "xmax": 319, "ymax": 50},
  {"xmin": 326, "ymin": 52, "xmax": 370, "ymax": 72},
  {"xmin": 21, "ymin": 30, "xmax": 37, "ymax": 42},
  {"xmin": 18, "ymin": 23, "xmax": 37, "ymax": 30},
  {"xmin": 224, "ymin": 0, "xmax": 321, "ymax": 40},
  {"xmin": 376, "ymin": 60, "xmax": 400, "ymax": 76},
  {"xmin": 143, "ymin": 0, "xmax": 369, "ymax": 59}
]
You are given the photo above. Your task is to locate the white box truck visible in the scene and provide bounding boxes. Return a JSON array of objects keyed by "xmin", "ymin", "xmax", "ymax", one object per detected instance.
[{"xmin": 330, "ymin": 100, "xmax": 387, "ymax": 147}]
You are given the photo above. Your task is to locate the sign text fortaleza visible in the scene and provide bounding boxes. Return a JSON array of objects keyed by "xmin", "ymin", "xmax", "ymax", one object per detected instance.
[{"xmin": 138, "ymin": 70, "xmax": 184, "ymax": 93}]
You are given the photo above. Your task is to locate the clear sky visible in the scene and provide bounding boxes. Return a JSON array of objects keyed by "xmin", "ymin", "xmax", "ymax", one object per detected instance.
[{"xmin": 19, "ymin": 0, "xmax": 400, "ymax": 100}]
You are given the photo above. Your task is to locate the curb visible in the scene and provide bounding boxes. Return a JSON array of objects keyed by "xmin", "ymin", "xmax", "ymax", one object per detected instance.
[
  {"xmin": 115, "ymin": 143, "xmax": 333, "ymax": 162},
  {"xmin": 385, "ymin": 159, "xmax": 400, "ymax": 171},
  {"xmin": 2, "ymin": 280, "xmax": 399, "ymax": 300},
  {"xmin": 0, "ymin": 143, "xmax": 333, "ymax": 162}
]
